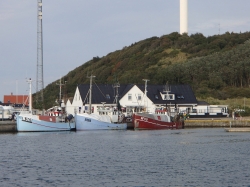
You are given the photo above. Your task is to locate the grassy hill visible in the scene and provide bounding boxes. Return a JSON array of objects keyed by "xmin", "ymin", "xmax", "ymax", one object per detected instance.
[{"xmin": 35, "ymin": 31, "xmax": 250, "ymax": 114}]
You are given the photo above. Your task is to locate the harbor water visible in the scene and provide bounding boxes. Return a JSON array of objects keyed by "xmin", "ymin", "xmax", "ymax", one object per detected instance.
[{"xmin": 0, "ymin": 128, "xmax": 250, "ymax": 186}]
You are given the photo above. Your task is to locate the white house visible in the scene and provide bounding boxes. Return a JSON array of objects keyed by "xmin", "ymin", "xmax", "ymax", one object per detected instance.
[
  {"xmin": 65, "ymin": 83, "xmax": 229, "ymax": 118},
  {"xmin": 119, "ymin": 84, "xmax": 154, "ymax": 116}
]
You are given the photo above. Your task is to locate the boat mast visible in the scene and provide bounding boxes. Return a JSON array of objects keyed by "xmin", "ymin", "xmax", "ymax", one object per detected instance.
[
  {"xmin": 164, "ymin": 82, "xmax": 171, "ymax": 115},
  {"xmin": 56, "ymin": 77, "xmax": 66, "ymax": 106},
  {"xmin": 27, "ymin": 78, "xmax": 32, "ymax": 113},
  {"xmin": 113, "ymin": 80, "xmax": 120, "ymax": 108},
  {"xmin": 88, "ymin": 75, "xmax": 95, "ymax": 114},
  {"xmin": 143, "ymin": 79, "xmax": 149, "ymax": 112}
]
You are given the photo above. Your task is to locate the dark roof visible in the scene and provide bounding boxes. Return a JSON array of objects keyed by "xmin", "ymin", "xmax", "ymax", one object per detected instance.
[
  {"xmin": 78, "ymin": 84, "xmax": 197, "ymax": 105},
  {"xmin": 67, "ymin": 97, "xmax": 74, "ymax": 104},
  {"xmin": 0, "ymin": 103, "xmax": 12, "ymax": 106},
  {"xmin": 78, "ymin": 84, "xmax": 133, "ymax": 105},
  {"xmin": 136, "ymin": 84, "xmax": 197, "ymax": 105},
  {"xmin": 0, "ymin": 103, "xmax": 29, "ymax": 108}
]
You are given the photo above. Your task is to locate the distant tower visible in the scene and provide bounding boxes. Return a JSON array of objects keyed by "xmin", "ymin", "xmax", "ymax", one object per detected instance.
[
  {"xmin": 180, "ymin": 0, "xmax": 188, "ymax": 34},
  {"xmin": 36, "ymin": 0, "xmax": 44, "ymax": 104}
]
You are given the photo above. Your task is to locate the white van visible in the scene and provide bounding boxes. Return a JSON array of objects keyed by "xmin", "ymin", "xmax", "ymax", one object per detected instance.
[{"xmin": 0, "ymin": 105, "xmax": 14, "ymax": 120}]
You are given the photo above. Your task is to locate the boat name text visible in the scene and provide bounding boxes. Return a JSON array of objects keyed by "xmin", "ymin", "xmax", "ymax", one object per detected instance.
[
  {"xmin": 85, "ymin": 118, "xmax": 91, "ymax": 122},
  {"xmin": 22, "ymin": 117, "xmax": 32, "ymax": 123},
  {"xmin": 140, "ymin": 117, "xmax": 148, "ymax": 121}
]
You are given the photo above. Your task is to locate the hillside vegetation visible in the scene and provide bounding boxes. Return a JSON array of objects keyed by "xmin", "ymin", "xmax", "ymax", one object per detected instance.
[{"xmin": 36, "ymin": 31, "xmax": 250, "ymax": 112}]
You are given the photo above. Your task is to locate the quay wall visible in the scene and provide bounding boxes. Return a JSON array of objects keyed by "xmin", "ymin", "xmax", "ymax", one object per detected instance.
[
  {"xmin": 184, "ymin": 118, "xmax": 250, "ymax": 128},
  {"xmin": 0, "ymin": 121, "xmax": 17, "ymax": 132},
  {"xmin": 1, "ymin": 118, "xmax": 250, "ymax": 132}
]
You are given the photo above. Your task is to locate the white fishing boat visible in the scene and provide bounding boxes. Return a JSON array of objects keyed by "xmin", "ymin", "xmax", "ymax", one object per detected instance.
[
  {"xmin": 75, "ymin": 75, "xmax": 127, "ymax": 130},
  {"xmin": 16, "ymin": 78, "xmax": 75, "ymax": 132}
]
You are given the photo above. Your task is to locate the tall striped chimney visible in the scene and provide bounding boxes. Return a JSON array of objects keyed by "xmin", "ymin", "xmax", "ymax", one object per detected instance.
[{"xmin": 180, "ymin": 0, "xmax": 188, "ymax": 34}]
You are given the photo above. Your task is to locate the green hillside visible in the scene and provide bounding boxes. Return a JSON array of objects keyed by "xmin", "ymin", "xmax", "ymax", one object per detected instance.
[{"xmin": 35, "ymin": 31, "xmax": 250, "ymax": 111}]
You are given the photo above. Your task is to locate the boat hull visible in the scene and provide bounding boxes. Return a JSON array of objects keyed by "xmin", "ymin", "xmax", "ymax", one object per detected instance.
[
  {"xmin": 16, "ymin": 114, "xmax": 75, "ymax": 132},
  {"xmin": 133, "ymin": 113, "xmax": 184, "ymax": 130},
  {"xmin": 75, "ymin": 113, "xmax": 127, "ymax": 130}
]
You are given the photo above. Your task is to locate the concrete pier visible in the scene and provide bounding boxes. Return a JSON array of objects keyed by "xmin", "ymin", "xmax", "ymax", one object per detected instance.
[
  {"xmin": 0, "ymin": 121, "xmax": 17, "ymax": 132},
  {"xmin": 184, "ymin": 118, "xmax": 250, "ymax": 128},
  {"xmin": 224, "ymin": 128, "xmax": 250, "ymax": 132}
]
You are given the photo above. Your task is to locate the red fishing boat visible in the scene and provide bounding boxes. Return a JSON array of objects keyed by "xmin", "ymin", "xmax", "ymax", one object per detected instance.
[
  {"xmin": 132, "ymin": 111, "xmax": 184, "ymax": 130},
  {"xmin": 132, "ymin": 79, "xmax": 184, "ymax": 130}
]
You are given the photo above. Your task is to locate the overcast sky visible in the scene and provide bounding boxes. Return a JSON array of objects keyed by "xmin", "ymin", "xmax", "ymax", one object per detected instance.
[{"xmin": 0, "ymin": 0, "xmax": 250, "ymax": 101}]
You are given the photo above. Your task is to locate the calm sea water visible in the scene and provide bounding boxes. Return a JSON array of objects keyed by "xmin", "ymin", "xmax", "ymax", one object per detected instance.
[{"xmin": 0, "ymin": 128, "xmax": 250, "ymax": 187}]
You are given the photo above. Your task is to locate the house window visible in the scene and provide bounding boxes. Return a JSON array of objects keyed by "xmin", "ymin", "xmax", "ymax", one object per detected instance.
[
  {"xmin": 163, "ymin": 94, "xmax": 174, "ymax": 100},
  {"xmin": 106, "ymin": 94, "xmax": 110, "ymax": 99},
  {"xmin": 138, "ymin": 94, "xmax": 141, "ymax": 100},
  {"xmin": 128, "ymin": 94, "xmax": 132, "ymax": 101},
  {"xmin": 164, "ymin": 95, "xmax": 168, "ymax": 100}
]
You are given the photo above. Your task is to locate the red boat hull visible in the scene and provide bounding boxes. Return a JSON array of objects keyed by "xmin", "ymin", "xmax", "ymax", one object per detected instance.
[{"xmin": 133, "ymin": 113, "xmax": 184, "ymax": 130}]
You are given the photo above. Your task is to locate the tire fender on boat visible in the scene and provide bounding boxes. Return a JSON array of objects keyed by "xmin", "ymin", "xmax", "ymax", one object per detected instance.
[{"xmin": 134, "ymin": 120, "xmax": 139, "ymax": 128}]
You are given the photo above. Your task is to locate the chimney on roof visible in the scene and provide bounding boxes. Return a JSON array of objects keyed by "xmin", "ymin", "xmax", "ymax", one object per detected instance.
[{"xmin": 11, "ymin": 92, "xmax": 13, "ymax": 95}]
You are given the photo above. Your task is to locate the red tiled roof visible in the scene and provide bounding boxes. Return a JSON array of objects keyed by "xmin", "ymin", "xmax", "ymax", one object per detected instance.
[{"xmin": 4, "ymin": 95, "xmax": 29, "ymax": 104}]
